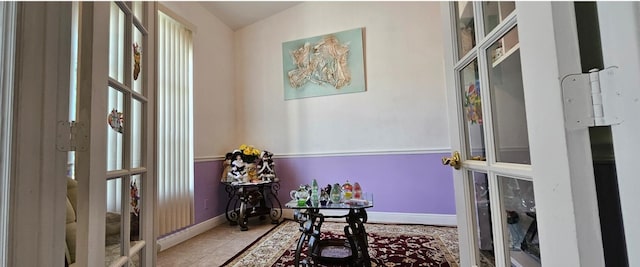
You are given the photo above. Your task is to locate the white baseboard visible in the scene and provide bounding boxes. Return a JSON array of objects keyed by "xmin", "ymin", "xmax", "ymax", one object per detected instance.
[
  {"xmin": 282, "ymin": 209, "xmax": 457, "ymax": 226},
  {"xmin": 157, "ymin": 214, "xmax": 228, "ymax": 252}
]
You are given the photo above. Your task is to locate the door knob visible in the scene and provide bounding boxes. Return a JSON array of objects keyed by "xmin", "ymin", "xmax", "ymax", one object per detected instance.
[{"xmin": 442, "ymin": 151, "xmax": 461, "ymax": 170}]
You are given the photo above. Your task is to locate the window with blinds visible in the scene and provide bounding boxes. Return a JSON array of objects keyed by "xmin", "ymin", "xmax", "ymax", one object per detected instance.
[{"xmin": 157, "ymin": 10, "xmax": 194, "ymax": 236}]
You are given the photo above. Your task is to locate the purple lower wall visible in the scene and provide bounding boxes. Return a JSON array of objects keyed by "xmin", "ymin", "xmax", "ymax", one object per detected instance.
[
  {"xmin": 193, "ymin": 160, "xmax": 229, "ymax": 224},
  {"xmin": 193, "ymin": 152, "xmax": 456, "ymax": 225}
]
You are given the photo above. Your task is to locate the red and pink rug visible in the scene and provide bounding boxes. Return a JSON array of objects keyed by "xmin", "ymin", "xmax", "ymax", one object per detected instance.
[{"xmin": 223, "ymin": 220, "xmax": 460, "ymax": 267}]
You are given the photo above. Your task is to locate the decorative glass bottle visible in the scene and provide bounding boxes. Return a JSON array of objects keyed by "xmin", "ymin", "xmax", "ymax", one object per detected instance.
[
  {"xmin": 311, "ymin": 179, "xmax": 319, "ymax": 205},
  {"xmin": 330, "ymin": 183, "xmax": 342, "ymax": 203},
  {"xmin": 353, "ymin": 182, "xmax": 362, "ymax": 199},
  {"xmin": 342, "ymin": 180, "xmax": 353, "ymax": 200}
]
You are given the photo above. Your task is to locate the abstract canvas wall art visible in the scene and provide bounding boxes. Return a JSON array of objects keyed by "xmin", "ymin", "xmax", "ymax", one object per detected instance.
[{"xmin": 282, "ymin": 27, "xmax": 366, "ymax": 100}]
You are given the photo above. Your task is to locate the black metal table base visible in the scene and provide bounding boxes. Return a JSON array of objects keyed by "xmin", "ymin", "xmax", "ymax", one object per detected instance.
[
  {"xmin": 224, "ymin": 182, "xmax": 282, "ymax": 231},
  {"xmin": 294, "ymin": 208, "xmax": 371, "ymax": 267}
]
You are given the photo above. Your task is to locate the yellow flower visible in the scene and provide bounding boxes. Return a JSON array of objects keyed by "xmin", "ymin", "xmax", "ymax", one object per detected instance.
[{"xmin": 237, "ymin": 144, "xmax": 261, "ymax": 157}]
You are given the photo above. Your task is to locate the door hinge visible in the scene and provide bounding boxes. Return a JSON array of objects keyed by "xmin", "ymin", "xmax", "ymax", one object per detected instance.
[
  {"xmin": 56, "ymin": 121, "xmax": 88, "ymax": 152},
  {"xmin": 561, "ymin": 66, "xmax": 623, "ymax": 130}
]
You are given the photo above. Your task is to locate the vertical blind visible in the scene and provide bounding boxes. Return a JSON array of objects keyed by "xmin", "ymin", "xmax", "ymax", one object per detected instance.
[{"xmin": 157, "ymin": 11, "xmax": 194, "ymax": 235}]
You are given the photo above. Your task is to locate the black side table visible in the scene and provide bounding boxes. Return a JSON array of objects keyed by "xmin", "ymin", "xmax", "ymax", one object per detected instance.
[{"xmin": 223, "ymin": 181, "xmax": 282, "ymax": 231}]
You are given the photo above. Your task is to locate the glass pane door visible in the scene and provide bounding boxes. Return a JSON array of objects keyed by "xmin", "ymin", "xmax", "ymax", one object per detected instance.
[
  {"xmin": 485, "ymin": 26, "xmax": 530, "ymax": 165},
  {"xmin": 74, "ymin": 1, "xmax": 153, "ymax": 265},
  {"xmin": 455, "ymin": 1, "xmax": 476, "ymax": 59},
  {"xmin": 482, "ymin": 2, "xmax": 515, "ymax": 34},
  {"xmin": 459, "ymin": 60, "xmax": 486, "ymax": 161},
  {"xmin": 469, "ymin": 171, "xmax": 496, "ymax": 266},
  {"xmin": 445, "ymin": 2, "xmax": 540, "ymax": 267},
  {"xmin": 500, "ymin": 176, "xmax": 539, "ymax": 265},
  {"xmin": 106, "ymin": 2, "xmax": 149, "ymax": 266}
]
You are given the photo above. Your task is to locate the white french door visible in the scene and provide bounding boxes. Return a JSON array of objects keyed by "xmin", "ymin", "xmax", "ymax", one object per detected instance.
[
  {"xmin": 442, "ymin": 2, "xmax": 540, "ymax": 267},
  {"xmin": 74, "ymin": 2, "xmax": 156, "ymax": 266}
]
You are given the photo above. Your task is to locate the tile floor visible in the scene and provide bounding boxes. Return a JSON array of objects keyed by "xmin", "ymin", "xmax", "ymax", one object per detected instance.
[{"xmin": 157, "ymin": 218, "xmax": 279, "ymax": 267}]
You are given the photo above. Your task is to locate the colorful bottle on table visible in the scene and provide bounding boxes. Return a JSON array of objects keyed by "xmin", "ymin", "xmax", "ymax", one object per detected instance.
[
  {"xmin": 342, "ymin": 180, "xmax": 353, "ymax": 200},
  {"xmin": 311, "ymin": 179, "xmax": 319, "ymax": 204},
  {"xmin": 330, "ymin": 183, "xmax": 342, "ymax": 203},
  {"xmin": 353, "ymin": 182, "xmax": 362, "ymax": 199}
]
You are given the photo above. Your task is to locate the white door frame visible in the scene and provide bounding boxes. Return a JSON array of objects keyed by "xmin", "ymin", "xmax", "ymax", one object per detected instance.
[
  {"xmin": 518, "ymin": 2, "xmax": 604, "ymax": 266},
  {"xmin": 144, "ymin": 3, "xmax": 158, "ymax": 266},
  {"xmin": 439, "ymin": 3, "xmax": 477, "ymax": 266},
  {"xmin": 0, "ymin": 2, "xmax": 17, "ymax": 266},
  {"xmin": 75, "ymin": 2, "xmax": 110, "ymax": 265},
  {"xmin": 597, "ymin": 2, "xmax": 640, "ymax": 266},
  {"xmin": 9, "ymin": 2, "xmax": 72, "ymax": 266}
]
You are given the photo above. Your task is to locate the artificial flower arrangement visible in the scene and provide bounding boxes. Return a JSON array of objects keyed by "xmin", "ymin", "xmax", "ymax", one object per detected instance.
[
  {"xmin": 239, "ymin": 144, "xmax": 261, "ymax": 163},
  {"xmin": 221, "ymin": 144, "xmax": 278, "ymax": 183}
]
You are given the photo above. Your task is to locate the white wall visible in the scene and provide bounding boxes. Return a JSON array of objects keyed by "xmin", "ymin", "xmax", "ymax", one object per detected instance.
[
  {"xmin": 234, "ymin": 2, "xmax": 450, "ymax": 155},
  {"xmin": 160, "ymin": 2, "xmax": 235, "ymax": 159}
]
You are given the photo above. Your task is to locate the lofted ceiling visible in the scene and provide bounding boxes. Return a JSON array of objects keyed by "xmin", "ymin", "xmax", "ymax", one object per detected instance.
[{"xmin": 199, "ymin": 1, "xmax": 301, "ymax": 31}]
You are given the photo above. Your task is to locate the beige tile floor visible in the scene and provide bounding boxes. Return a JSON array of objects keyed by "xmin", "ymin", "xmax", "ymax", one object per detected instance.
[{"xmin": 157, "ymin": 218, "xmax": 279, "ymax": 267}]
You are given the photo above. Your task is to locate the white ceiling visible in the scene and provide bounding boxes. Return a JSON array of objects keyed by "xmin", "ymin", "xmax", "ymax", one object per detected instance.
[{"xmin": 199, "ymin": 1, "xmax": 301, "ymax": 31}]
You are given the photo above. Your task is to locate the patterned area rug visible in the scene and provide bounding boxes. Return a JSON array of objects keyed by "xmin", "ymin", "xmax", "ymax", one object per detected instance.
[{"xmin": 223, "ymin": 220, "xmax": 460, "ymax": 267}]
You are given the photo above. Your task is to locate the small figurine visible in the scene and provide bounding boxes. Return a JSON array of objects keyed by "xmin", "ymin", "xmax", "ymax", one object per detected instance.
[
  {"xmin": 130, "ymin": 181, "xmax": 140, "ymax": 216},
  {"xmin": 222, "ymin": 152, "xmax": 233, "ymax": 182},
  {"xmin": 229, "ymin": 150, "xmax": 247, "ymax": 182},
  {"xmin": 107, "ymin": 109, "xmax": 124, "ymax": 133},
  {"xmin": 133, "ymin": 43, "xmax": 141, "ymax": 80},
  {"xmin": 320, "ymin": 184, "xmax": 331, "ymax": 205},
  {"xmin": 257, "ymin": 150, "xmax": 277, "ymax": 182}
]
